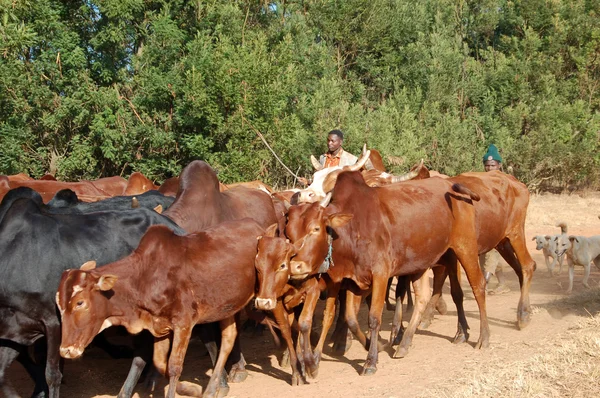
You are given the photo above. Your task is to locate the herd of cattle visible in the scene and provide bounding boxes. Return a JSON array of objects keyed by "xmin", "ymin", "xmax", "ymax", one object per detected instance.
[{"xmin": 0, "ymin": 148, "xmax": 543, "ymax": 398}]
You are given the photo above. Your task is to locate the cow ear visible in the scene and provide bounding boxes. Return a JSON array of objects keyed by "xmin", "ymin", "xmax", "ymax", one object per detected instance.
[
  {"xmin": 265, "ymin": 223, "xmax": 278, "ymax": 238},
  {"xmin": 96, "ymin": 275, "xmax": 118, "ymax": 291},
  {"xmin": 153, "ymin": 204, "xmax": 163, "ymax": 214},
  {"xmin": 328, "ymin": 213, "xmax": 353, "ymax": 228},
  {"xmin": 80, "ymin": 261, "xmax": 97, "ymax": 271}
]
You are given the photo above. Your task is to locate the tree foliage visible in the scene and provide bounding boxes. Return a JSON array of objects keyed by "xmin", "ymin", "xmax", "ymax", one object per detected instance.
[{"xmin": 1, "ymin": 0, "xmax": 599, "ymax": 190}]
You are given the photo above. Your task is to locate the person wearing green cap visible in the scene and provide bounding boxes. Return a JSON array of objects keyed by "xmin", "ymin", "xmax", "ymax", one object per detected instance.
[{"xmin": 480, "ymin": 144, "xmax": 510, "ymax": 295}]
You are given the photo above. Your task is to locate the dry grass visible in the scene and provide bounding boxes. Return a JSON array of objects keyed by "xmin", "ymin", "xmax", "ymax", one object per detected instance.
[{"xmin": 420, "ymin": 289, "xmax": 600, "ymax": 398}]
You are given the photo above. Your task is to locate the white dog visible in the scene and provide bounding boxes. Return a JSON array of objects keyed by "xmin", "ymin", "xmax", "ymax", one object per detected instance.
[
  {"xmin": 532, "ymin": 235, "xmax": 564, "ymax": 276},
  {"xmin": 555, "ymin": 234, "xmax": 600, "ymax": 294}
]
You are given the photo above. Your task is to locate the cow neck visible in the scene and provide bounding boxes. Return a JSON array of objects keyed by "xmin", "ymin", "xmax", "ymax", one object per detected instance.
[{"xmin": 317, "ymin": 229, "xmax": 334, "ymax": 275}]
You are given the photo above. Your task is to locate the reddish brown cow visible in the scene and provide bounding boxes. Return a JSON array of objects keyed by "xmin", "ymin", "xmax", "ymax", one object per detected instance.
[
  {"xmin": 123, "ymin": 172, "xmax": 158, "ymax": 196},
  {"xmin": 421, "ymin": 171, "xmax": 536, "ymax": 329},
  {"xmin": 90, "ymin": 176, "xmax": 128, "ymax": 196},
  {"xmin": 2, "ymin": 179, "xmax": 110, "ymax": 203},
  {"xmin": 56, "ymin": 219, "xmax": 263, "ymax": 398},
  {"xmin": 158, "ymin": 176, "xmax": 180, "ymax": 197},
  {"xmin": 283, "ymin": 171, "xmax": 488, "ymax": 376},
  {"xmin": 163, "ymin": 160, "xmax": 277, "ymax": 233},
  {"xmin": 7, "ymin": 173, "xmax": 34, "ymax": 181},
  {"xmin": 254, "ymin": 224, "xmax": 310, "ymax": 386}
]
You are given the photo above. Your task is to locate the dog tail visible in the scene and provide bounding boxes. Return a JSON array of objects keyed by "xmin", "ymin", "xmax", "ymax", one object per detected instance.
[{"xmin": 556, "ymin": 221, "xmax": 568, "ymax": 234}]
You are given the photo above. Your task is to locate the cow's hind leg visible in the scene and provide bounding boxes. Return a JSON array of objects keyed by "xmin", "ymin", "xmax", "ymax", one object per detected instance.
[
  {"xmin": 394, "ymin": 270, "xmax": 430, "ymax": 358},
  {"xmin": 454, "ymin": 246, "xmax": 489, "ymax": 350},
  {"xmin": 225, "ymin": 315, "xmax": 248, "ymax": 383},
  {"xmin": 497, "ymin": 235, "xmax": 536, "ymax": 329},
  {"xmin": 196, "ymin": 324, "xmax": 230, "ymax": 391},
  {"xmin": 204, "ymin": 317, "xmax": 237, "ymax": 398}
]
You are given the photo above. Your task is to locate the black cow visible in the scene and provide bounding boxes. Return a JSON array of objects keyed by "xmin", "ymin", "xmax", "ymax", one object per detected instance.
[
  {"xmin": 47, "ymin": 188, "xmax": 174, "ymax": 212},
  {"xmin": 0, "ymin": 188, "xmax": 184, "ymax": 398}
]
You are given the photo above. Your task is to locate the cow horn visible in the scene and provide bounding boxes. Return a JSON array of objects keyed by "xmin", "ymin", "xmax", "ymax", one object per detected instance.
[
  {"xmin": 319, "ymin": 192, "xmax": 332, "ymax": 208},
  {"xmin": 131, "ymin": 197, "xmax": 140, "ymax": 208},
  {"xmin": 80, "ymin": 260, "xmax": 97, "ymax": 271},
  {"xmin": 310, "ymin": 155, "xmax": 323, "ymax": 171},
  {"xmin": 391, "ymin": 159, "xmax": 423, "ymax": 183},
  {"xmin": 348, "ymin": 149, "xmax": 371, "ymax": 172},
  {"xmin": 362, "ymin": 144, "xmax": 367, "ymax": 156}
]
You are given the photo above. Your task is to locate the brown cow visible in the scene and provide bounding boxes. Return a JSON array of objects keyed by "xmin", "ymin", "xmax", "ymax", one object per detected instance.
[
  {"xmin": 123, "ymin": 172, "xmax": 158, "ymax": 196},
  {"xmin": 421, "ymin": 171, "xmax": 537, "ymax": 330},
  {"xmin": 2, "ymin": 179, "xmax": 110, "ymax": 203},
  {"xmin": 163, "ymin": 160, "xmax": 277, "ymax": 233},
  {"xmin": 56, "ymin": 219, "xmax": 263, "ymax": 398},
  {"xmin": 90, "ymin": 176, "xmax": 128, "ymax": 196},
  {"xmin": 158, "ymin": 176, "xmax": 180, "ymax": 197},
  {"xmin": 283, "ymin": 171, "xmax": 487, "ymax": 376},
  {"xmin": 254, "ymin": 224, "xmax": 310, "ymax": 386}
]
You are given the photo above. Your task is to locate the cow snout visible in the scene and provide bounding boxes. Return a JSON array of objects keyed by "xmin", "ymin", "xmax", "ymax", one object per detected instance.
[
  {"xmin": 60, "ymin": 345, "xmax": 83, "ymax": 359},
  {"xmin": 290, "ymin": 260, "xmax": 310, "ymax": 279},
  {"xmin": 255, "ymin": 298, "xmax": 276, "ymax": 311}
]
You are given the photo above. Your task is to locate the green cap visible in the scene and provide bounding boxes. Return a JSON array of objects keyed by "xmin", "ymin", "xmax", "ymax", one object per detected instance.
[{"xmin": 483, "ymin": 144, "xmax": 502, "ymax": 163}]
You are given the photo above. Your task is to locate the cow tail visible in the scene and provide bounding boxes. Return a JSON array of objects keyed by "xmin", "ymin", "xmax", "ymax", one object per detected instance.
[{"xmin": 452, "ymin": 183, "xmax": 480, "ymax": 201}]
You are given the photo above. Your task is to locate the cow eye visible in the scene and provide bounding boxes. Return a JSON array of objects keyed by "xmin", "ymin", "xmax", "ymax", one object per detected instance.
[
  {"xmin": 279, "ymin": 263, "xmax": 286, "ymax": 270},
  {"xmin": 76, "ymin": 300, "xmax": 84, "ymax": 307},
  {"xmin": 313, "ymin": 226, "xmax": 320, "ymax": 232}
]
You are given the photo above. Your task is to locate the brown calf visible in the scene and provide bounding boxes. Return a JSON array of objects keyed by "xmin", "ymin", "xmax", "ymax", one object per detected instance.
[{"xmin": 56, "ymin": 219, "xmax": 263, "ymax": 398}]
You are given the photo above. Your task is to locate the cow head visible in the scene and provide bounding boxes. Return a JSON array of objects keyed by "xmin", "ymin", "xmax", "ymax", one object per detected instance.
[
  {"xmin": 296, "ymin": 150, "xmax": 371, "ymax": 204},
  {"xmin": 56, "ymin": 260, "xmax": 118, "ymax": 359},
  {"xmin": 254, "ymin": 224, "xmax": 296, "ymax": 310},
  {"xmin": 285, "ymin": 194, "xmax": 353, "ymax": 279}
]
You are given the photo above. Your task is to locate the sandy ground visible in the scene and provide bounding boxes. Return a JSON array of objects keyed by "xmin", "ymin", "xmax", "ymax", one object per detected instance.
[{"xmin": 6, "ymin": 191, "xmax": 600, "ymax": 398}]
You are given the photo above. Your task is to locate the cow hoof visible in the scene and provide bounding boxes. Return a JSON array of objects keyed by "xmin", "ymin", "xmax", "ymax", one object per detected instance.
[
  {"xmin": 393, "ymin": 345, "xmax": 409, "ymax": 358},
  {"xmin": 419, "ymin": 317, "xmax": 432, "ymax": 330},
  {"xmin": 332, "ymin": 333, "xmax": 353, "ymax": 355},
  {"xmin": 518, "ymin": 313, "xmax": 532, "ymax": 330},
  {"xmin": 291, "ymin": 373, "xmax": 306, "ymax": 386},
  {"xmin": 177, "ymin": 381, "xmax": 203, "ymax": 397},
  {"xmin": 227, "ymin": 368, "xmax": 248, "ymax": 383},
  {"xmin": 202, "ymin": 385, "xmax": 229, "ymax": 398},
  {"xmin": 452, "ymin": 330, "xmax": 468, "ymax": 344},
  {"xmin": 306, "ymin": 364, "xmax": 319, "ymax": 379},
  {"xmin": 361, "ymin": 365, "xmax": 377, "ymax": 376}
]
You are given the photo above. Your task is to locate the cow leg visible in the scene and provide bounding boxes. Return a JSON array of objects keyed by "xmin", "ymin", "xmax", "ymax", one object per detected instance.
[
  {"xmin": 273, "ymin": 300, "xmax": 304, "ymax": 385},
  {"xmin": 385, "ymin": 277, "xmax": 395, "ymax": 311},
  {"xmin": 420, "ymin": 266, "xmax": 447, "ymax": 329},
  {"xmin": 361, "ymin": 275, "xmax": 387, "ymax": 376},
  {"xmin": 389, "ymin": 286, "xmax": 404, "ymax": 347},
  {"xmin": 118, "ymin": 332, "xmax": 154, "ymax": 398},
  {"xmin": 331, "ymin": 289, "xmax": 353, "ymax": 355},
  {"xmin": 204, "ymin": 317, "xmax": 237, "ymax": 398},
  {"xmin": 44, "ymin": 322, "xmax": 62, "ymax": 398},
  {"xmin": 313, "ymin": 282, "xmax": 340, "ymax": 369},
  {"xmin": 345, "ymin": 290, "xmax": 369, "ymax": 349},
  {"xmin": 0, "ymin": 344, "xmax": 24, "ymax": 397},
  {"xmin": 18, "ymin": 346, "xmax": 47, "ymax": 398},
  {"xmin": 498, "ymin": 235, "xmax": 536, "ymax": 329},
  {"xmin": 455, "ymin": 247, "xmax": 490, "ymax": 350},
  {"xmin": 226, "ymin": 315, "xmax": 248, "ymax": 383},
  {"xmin": 297, "ymin": 285, "xmax": 321, "ymax": 379},
  {"xmin": 196, "ymin": 324, "xmax": 230, "ymax": 391},
  {"xmin": 444, "ymin": 254, "xmax": 470, "ymax": 344},
  {"xmin": 394, "ymin": 270, "xmax": 430, "ymax": 358},
  {"xmin": 164, "ymin": 326, "xmax": 195, "ymax": 398}
]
